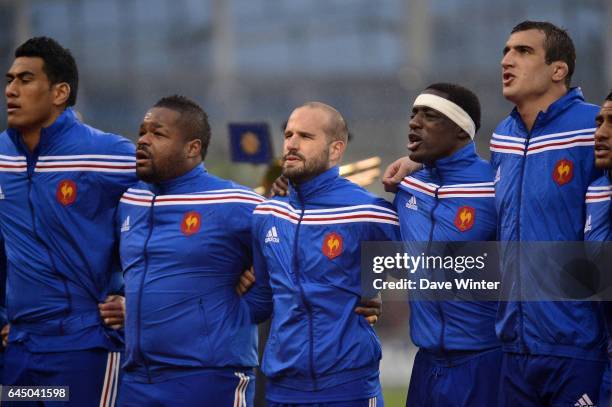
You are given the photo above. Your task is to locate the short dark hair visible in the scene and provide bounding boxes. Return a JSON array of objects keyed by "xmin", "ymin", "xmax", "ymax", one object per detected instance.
[
  {"xmin": 511, "ymin": 21, "xmax": 575, "ymax": 87},
  {"xmin": 154, "ymin": 95, "xmax": 211, "ymax": 159},
  {"xmin": 15, "ymin": 37, "xmax": 79, "ymax": 106},
  {"xmin": 606, "ymin": 91, "xmax": 612, "ymax": 102},
  {"xmin": 424, "ymin": 82, "xmax": 481, "ymax": 133}
]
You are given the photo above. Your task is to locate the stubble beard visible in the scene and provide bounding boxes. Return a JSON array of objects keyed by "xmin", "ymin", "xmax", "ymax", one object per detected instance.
[{"xmin": 282, "ymin": 148, "xmax": 330, "ymax": 184}]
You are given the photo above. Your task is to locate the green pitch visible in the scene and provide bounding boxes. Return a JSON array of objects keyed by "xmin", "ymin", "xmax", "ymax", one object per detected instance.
[{"xmin": 383, "ymin": 387, "xmax": 407, "ymax": 406}]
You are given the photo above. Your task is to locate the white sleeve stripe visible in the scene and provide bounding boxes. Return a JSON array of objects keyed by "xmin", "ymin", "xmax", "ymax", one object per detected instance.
[
  {"xmin": 256, "ymin": 201, "xmax": 397, "ymax": 216},
  {"xmin": 0, "ymin": 161, "xmax": 27, "ymax": 167},
  {"xmin": 527, "ymin": 135, "xmax": 594, "ymax": 149},
  {"xmin": 526, "ymin": 141, "xmax": 594, "ymax": 155},
  {"xmin": 119, "ymin": 198, "xmax": 152, "ymax": 207},
  {"xmin": 155, "ymin": 193, "xmax": 264, "ymax": 202},
  {"xmin": 403, "ymin": 176, "xmax": 439, "ymax": 190},
  {"xmin": 0, "ymin": 154, "xmax": 26, "ymax": 161},
  {"xmin": 528, "ymin": 128, "xmax": 596, "ymax": 143},
  {"xmin": 439, "ymin": 193, "xmax": 495, "ymax": 198},
  {"xmin": 489, "ymin": 147, "xmax": 525, "ymax": 156},
  {"xmin": 400, "ymin": 182, "xmax": 436, "ymax": 197},
  {"xmin": 35, "ymin": 167, "xmax": 135, "ymax": 173},
  {"xmin": 439, "ymin": 187, "xmax": 495, "ymax": 193},
  {"xmin": 254, "ymin": 207, "xmax": 398, "ymax": 223},
  {"xmin": 39, "ymin": 154, "xmax": 135, "ymax": 161},
  {"xmin": 491, "ymin": 133, "xmax": 526, "ymax": 143},
  {"xmin": 199, "ymin": 188, "xmax": 263, "ymax": 198},
  {"xmin": 442, "ymin": 181, "xmax": 495, "ymax": 187},
  {"xmin": 126, "ymin": 188, "xmax": 155, "ymax": 195},
  {"xmin": 0, "ymin": 167, "xmax": 27, "ymax": 172},
  {"xmin": 155, "ymin": 198, "xmax": 262, "ymax": 206},
  {"xmin": 490, "ymin": 140, "xmax": 527, "ymax": 149},
  {"xmin": 36, "ymin": 160, "xmax": 136, "ymax": 167}
]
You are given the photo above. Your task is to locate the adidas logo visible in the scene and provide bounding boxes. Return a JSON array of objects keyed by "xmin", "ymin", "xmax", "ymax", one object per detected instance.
[
  {"xmin": 265, "ymin": 226, "xmax": 280, "ymax": 243},
  {"xmin": 0, "ymin": 185, "xmax": 4, "ymax": 200},
  {"xmin": 121, "ymin": 216, "xmax": 131, "ymax": 233},
  {"xmin": 574, "ymin": 393, "xmax": 595, "ymax": 406},
  {"xmin": 584, "ymin": 215, "xmax": 592, "ymax": 233},
  {"xmin": 494, "ymin": 166, "xmax": 501, "ymax": 184},
  {"xmin": 405, "ymin": 195, "xmax": 418, "ymax": 210}
]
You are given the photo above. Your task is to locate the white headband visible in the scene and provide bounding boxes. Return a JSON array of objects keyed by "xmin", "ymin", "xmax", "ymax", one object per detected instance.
[{"xmin": 413, "ymin": 93, "xmax": 476, "ymax": 139}]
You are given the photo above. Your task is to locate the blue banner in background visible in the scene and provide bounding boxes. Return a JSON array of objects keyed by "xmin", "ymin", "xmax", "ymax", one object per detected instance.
[{"xmin": 228, "ymin": 122, "xmax": 273, "ymax": 164}]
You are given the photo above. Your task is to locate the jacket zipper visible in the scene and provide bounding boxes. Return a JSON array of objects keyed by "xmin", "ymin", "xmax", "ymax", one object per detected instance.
[
  {"xmin": 291, "ymin": 187, "xmax": 318, "ymax": 390},
  {"xmin": 427, "ymin": 177, "xmax": 447, "ymax": 357},
  {"xmin": 135, "ymin": 195, "xmax": 156, "ymax": 382},
  {"xmin": 22, "ymin": 138, "xmax": 72, "ymax": 327},
  {"xmin": 515, "ymin": 116, "xmax": 539, "ymax": 353}
]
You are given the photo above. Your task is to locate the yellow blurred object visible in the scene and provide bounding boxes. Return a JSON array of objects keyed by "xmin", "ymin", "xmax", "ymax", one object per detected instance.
[{"xmin": 339, "ymin": 156, "xmax": 381, "ymax": 177}]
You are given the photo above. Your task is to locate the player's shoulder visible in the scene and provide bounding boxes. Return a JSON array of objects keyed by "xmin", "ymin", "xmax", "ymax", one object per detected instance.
[
  {"xmin": 560, "ymin": 100, "xmax": 599, "ymax": 127},
  {"xmin": 75, "ymin": 122, "xmax": 135, "ymax": 156},
  {"xmin": 333, "ymin": 177, "xmax": 395, "ymax": 211},
  {"xmin": 492, "ymin": 113, "xmax": 516, "ymax": 135},
  {"xmin": 0, "ymin": 130, "xmax": 17, "ymax": 152},
  {"xmin": 197, "ymin": 173, "xmax": 265, "ymax": 208}
]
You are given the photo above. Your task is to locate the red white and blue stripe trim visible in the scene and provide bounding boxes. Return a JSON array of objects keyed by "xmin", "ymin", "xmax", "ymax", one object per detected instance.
[
  {"xmin": 119, "ymin": 188, "xmax": 264, "ymax": 207},
  {"xmin": 98, "ymin": 351, "xmax": 120, "ymax": 407},
  {"xmin": 490, "ymin": 128, "xmax": 595, "ymax": 156},
  {"xmin": 400, "ymin": 176, "xmax": 437, "ymax": 197},
  {"xmin": 489, "ymin": 133, "xmax": 526, "ymax": 156},
  {"xmin": 400, "ymin": 176, "xmax": 495, "ymax": 199},
  {"xmin": 233, "ymin": 372, "xmax": 250, "ymax": 407},
  {"xmin": 585, "ymin": 184, "xmax": 611, "ymax": 204},
  {"xmin": 254, "ymin": 200, "xmax": 399, "ymax": 225},
  {"xmin": 35, "ymin": 154, "xmax": 136, "ymax": 173},
  {"xmin": 526, "ymin": 128, "xmax": 595, "ymax": 155},
  {"xmin": 0, "ymin": 154, "xmax": 27, "ymax": 172}
]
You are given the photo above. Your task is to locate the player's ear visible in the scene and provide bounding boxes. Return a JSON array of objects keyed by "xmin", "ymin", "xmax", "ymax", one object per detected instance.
[
  {"xmin": 328, "ymin": 139, "xmax": 346, "ymax": 166},
  {"xmin": 186, "ymin": 139, "xmax": 202, "ymax": 159}
]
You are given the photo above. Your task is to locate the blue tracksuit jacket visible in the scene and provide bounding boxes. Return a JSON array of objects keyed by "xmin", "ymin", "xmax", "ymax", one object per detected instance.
[
  {"xmin": 490, "ymin": 88, "xmax": 606, "ymax": 360},
  {"xmin": 0, "ymin": 107, "xmax": 136, "ymax": 351},
  {"xmin": 394, "ymin": 142, "xmax": 500, "ymax": 352},
  {"xmin": 248, "ymin": 166, "xmax": 400, "ymax": 401},
  {"xmin": 117, "ymin": 164, "xmax": 271, "ymax": 383}
]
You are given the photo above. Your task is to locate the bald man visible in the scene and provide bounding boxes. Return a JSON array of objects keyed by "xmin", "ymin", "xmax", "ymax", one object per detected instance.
[{"xmin": 244, "ymin": 102, "xmax": 400, "ymax": 406}]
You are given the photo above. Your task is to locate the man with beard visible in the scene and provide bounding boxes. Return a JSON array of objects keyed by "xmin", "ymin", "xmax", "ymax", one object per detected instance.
[
  {"xmin": 0, "ymin": 37, "xmax": 133, "ymax": 406},
  {"xmin": 247, "ymin": 102, "xmax": 399, "ymax": 406},
  {"xmin": 395, "ymin": 83, "xmax": 501, "ymax": 406},
  {"xmin": 115, "ymin": 95, "xmax": 272, "ymax": 406}
]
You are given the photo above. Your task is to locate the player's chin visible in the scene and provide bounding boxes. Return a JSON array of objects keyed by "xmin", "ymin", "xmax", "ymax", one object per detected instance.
[
  {"xmin": 408, "ymin": 151, "xmax": 425, "ymax": 164},
  {"xmin": 282, "ymin": 164, "xmax": 302, "ymax": 178},
  {"xmin": 594, "ymin": 155, "xmax": 612, "ymax": 170},
  {"xmin": 136, "ymin": 166, "xmax": 157, "ymax": 183}
]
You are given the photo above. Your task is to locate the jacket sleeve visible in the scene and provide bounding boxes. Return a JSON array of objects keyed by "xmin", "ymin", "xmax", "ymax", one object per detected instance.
[
  {"xmin": 242, "ymin": 216, "xmax": 273, "ymax": 324},
  {"xmin": 94, "ymin": 135, "xmax": 138, "ymax": 200},
  {"xmin": 104, "ymin": 203, "xmax": 125, "ymax": 296}
]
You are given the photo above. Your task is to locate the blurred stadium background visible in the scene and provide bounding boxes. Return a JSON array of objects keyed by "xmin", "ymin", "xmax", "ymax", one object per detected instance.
[{"xmin": 1, "ymin": 0, "xmax": 610, "ymax": 405}]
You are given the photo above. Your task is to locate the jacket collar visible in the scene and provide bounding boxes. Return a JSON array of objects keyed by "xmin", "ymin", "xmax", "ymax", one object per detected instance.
[
  {"xmin": 424, "ymin": 142, "xmax": 479, "ymax": 178},
  {"xmin": 289, "ymin": 166, "xmax": 339, "ymax": 205},
  {"xmin": 509, "ymin": 87, "xmax": 584, "ymax": 129},
  {"xmin": 8, "ymin": 107, "xmax": 79, "ymax": 152},
  {"xmin": 153, "ymin": 163, "xmax": 208, "ymax": 195}
]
